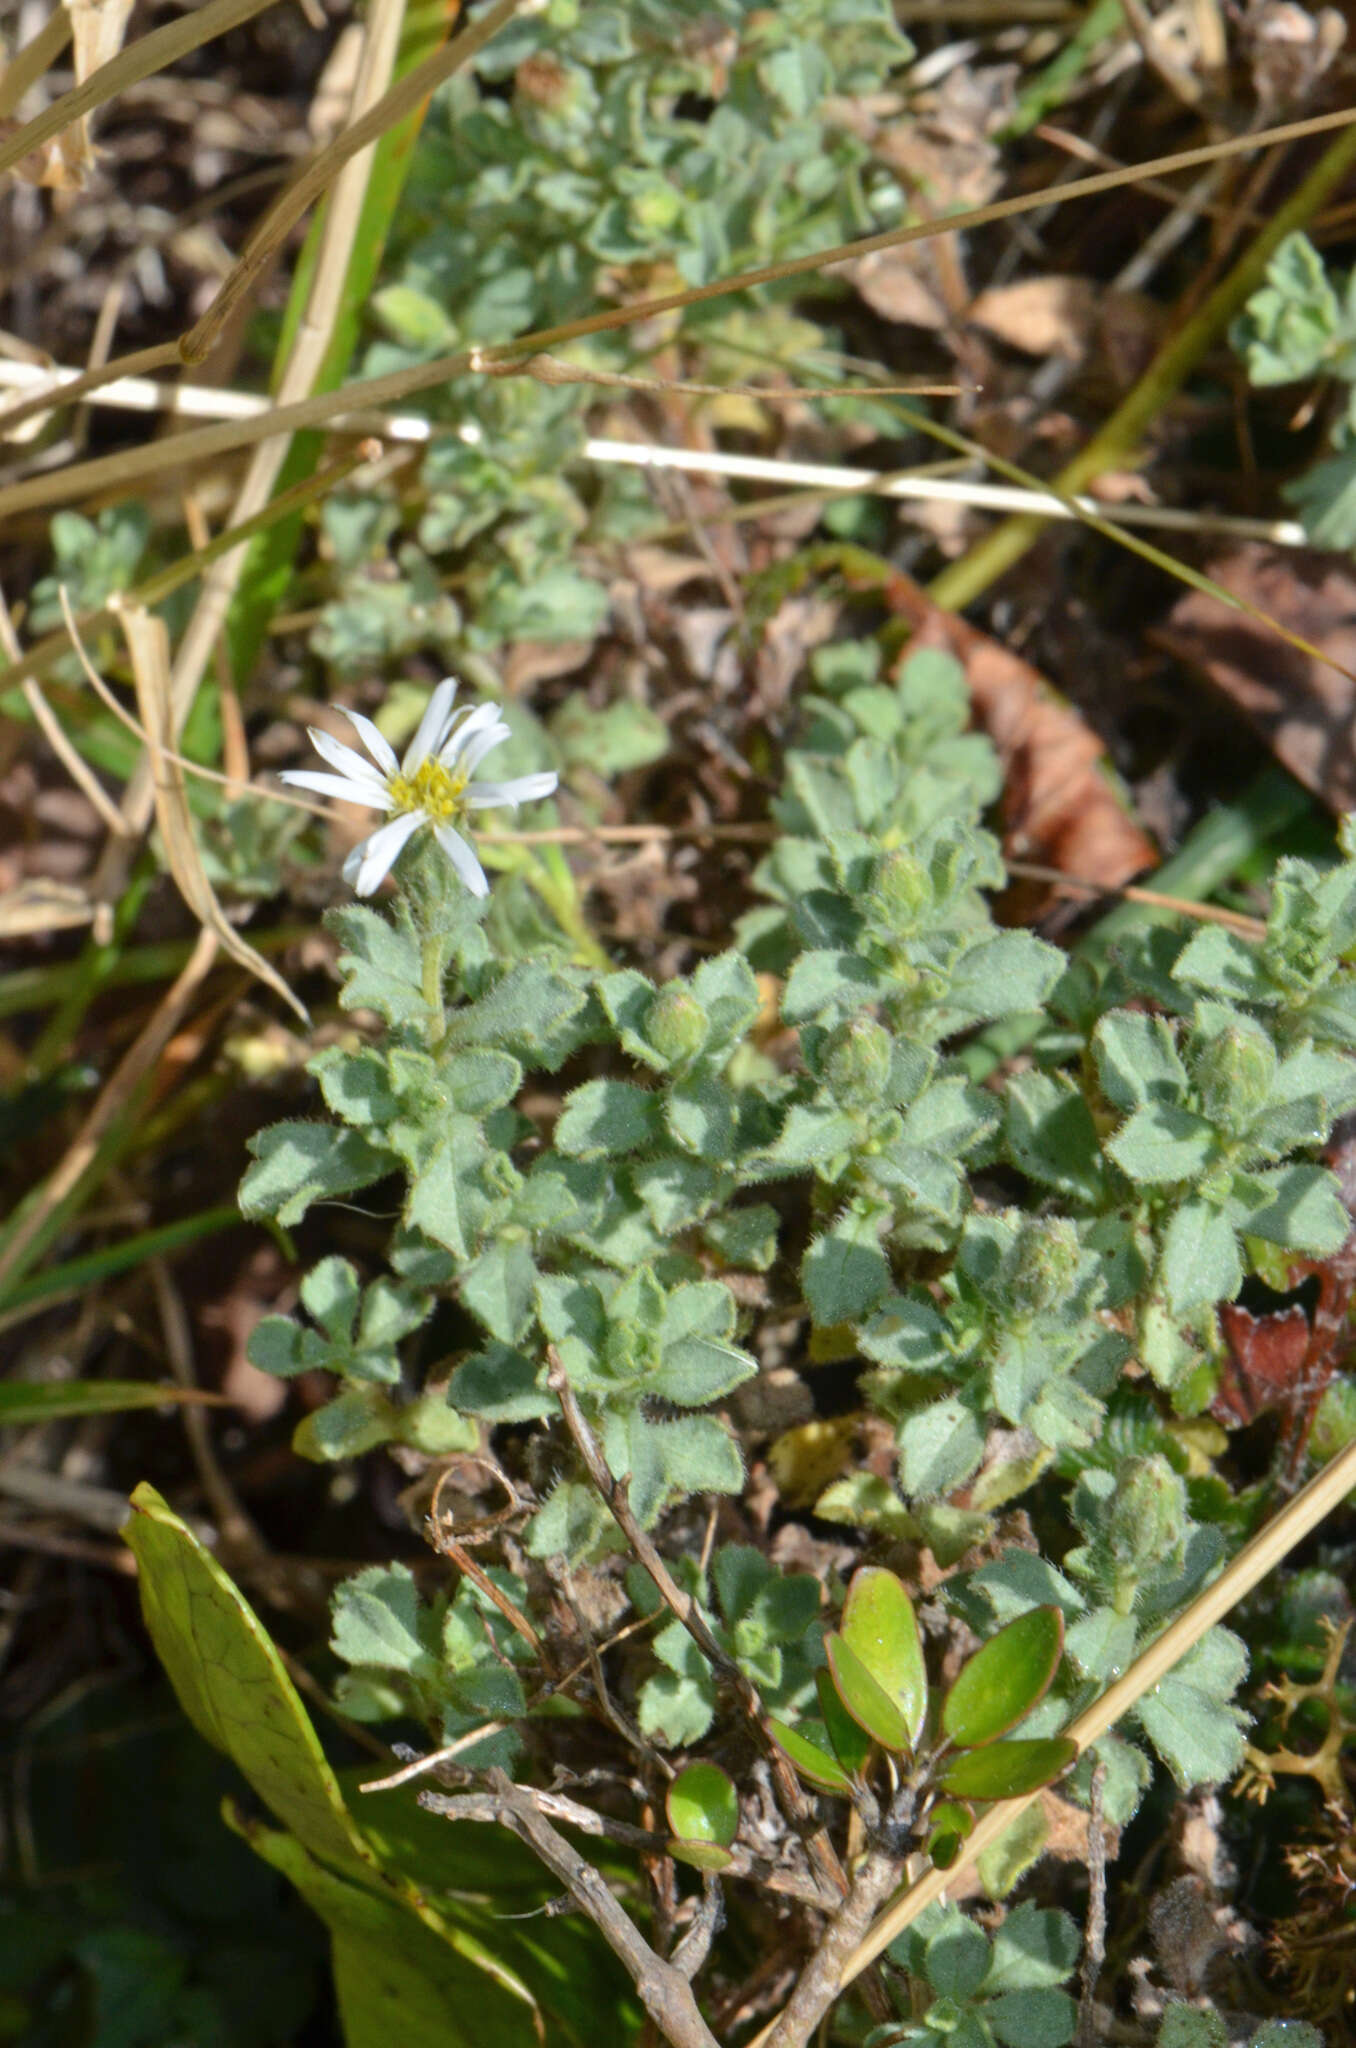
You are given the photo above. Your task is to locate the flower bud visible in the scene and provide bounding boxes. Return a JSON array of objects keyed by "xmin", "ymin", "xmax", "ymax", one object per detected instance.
[
  {"xmin": 1107, "ymin": 1455, "xmax": 1186, "ymax": 1583},
  {"xmin": 1009, "ymin": 1217, "xmax": 1081, "ymax": 1317},
  {"xmin": 1191, "ymin": 1016, "xmax": 1275, "ymax": 1131},
  {"xmin": 645, "ymin": 984, "xmax": 709, "ymax": 1065},
  {"xmin": 823, "ymin": 1016, "xmax": 892, "ymax": 1110},
  {"xmin": 870, "ymin": 848, "xmax": 930, "ymax": 935}
]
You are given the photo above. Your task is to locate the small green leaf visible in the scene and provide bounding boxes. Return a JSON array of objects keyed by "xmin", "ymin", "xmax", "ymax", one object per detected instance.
[
  {"xmin": 840, "ymin": 1567, "xmax": 928, "ymax": 1749},
  {"xmin": 925, "ymin": 1800, "xmax": 973, "ymax": 1869},
  {"xmin": 666, "ymin": 1762, "xmax": 738, "ymax": 1848},
  {"xmin": 942, "ymin": 1608, "xmax": 1064, "ymax": 1748},
  {"xmin": 555, "ymin": 1079, "xmax": 662, "ymax": 1158},
  {"xmin": 768, "ymin": 1715, "xmax": 854, "ymax": 1793},
  {"xmin": 940, "ymin": 1738, "xmax": 1077, "ymax": 1801},
  {"xmin": 825, "ymin": 1632, "xmax": 911, "ymax": 1752},
  {"xmin": 240, "ymin": 1122, "xmax": 394, "ymax": 1228},
  {"xmin": 816, "ymin": 1668, "xmax": 874, "ymax": 1777},
  {"xmin": 925, "ymin": 1913, "xmax": 990, "ymax": 1999}
]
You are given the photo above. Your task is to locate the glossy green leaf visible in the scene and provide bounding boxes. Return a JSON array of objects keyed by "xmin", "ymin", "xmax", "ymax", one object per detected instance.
[
  {"xmin": 940, "ymin": 1737, "xmax": 1078, "ymax": 1801},
  {"xmin": 768, "ymin": 1716, "xmax": 854, "ymax": 1794},
  {"xmin": 816, "ymin": 1668, "xmax": 873, "ymax": 1777},
  {"xmin": 926, "ymin": 1799, "xmax": 974, "ymax": 1869},
  {"xmin": 825, "ymin": 1633, "xmax": 911, "ymax": 1752},
  {"xmin": 666, "ymin": 1763, "xmax": 738, "ymax": 1849},
  {"xmin": 942, "ymin": 1607, "xmax": 1065, "ymax": 1748},
  {"xmin": 0, "ymin": 1380, "xmax": 224, "ymax": 1425},
  {"xmin": 668, "ymin": 1839, "xmax": 735, "ymax": 1872},
  {"xmin": 840, "ymin": 1566, "xmax": 927, "ymax": 1748}
]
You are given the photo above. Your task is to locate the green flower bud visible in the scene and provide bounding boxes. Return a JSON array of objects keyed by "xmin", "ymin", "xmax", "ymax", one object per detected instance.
[
  {"xmin": 1191, "ymin": 1016, "xmax": 1275, "ymax": 1131},
  {"xmin": 870, "ymin": 848, "xmax": 930, "ymax": 935},
  {"xmin": 1108, "ymin": 1455, "xmax": 1187, "ymax": 1584},
  {"xmin": 1008, "ymin": 1217, "xmax": 1082, "ymax": 1317},
  {"xmin": 823, "ymin": 1016, "xmax": 892, "ymax": 1110},
  {"xmin": 645, "ymin": 984, "xmax": 709, "ymax": 1065}
]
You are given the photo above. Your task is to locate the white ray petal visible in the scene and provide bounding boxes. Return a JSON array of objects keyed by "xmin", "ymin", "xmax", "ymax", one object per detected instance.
[
  {"xmin": 438, "ymin": 701, "xmax": 502, "ymax": 765},
  {"xmin": 279, "ymin": 768, "xmax": 388, "ymax": 808},
  {"xmin": 306, "ymin": 726, "xmax": 390, "ymax": 789},
  {"xmin": 340, "ymin": 706, "xmax": 399, "ymax": 776},
  {"xmin": 458, "ymin": 721, "xmax": 514, "ymax": 777},
  {"xmin": 344, "ymin": 810, "xmax": 425, "ymax": 895},
  {"xmin": 434, "ymin": 821, "xmax": 489, "ymax": 897},
  {"xmin": 402, "ymin": 676, "xmax": 459, "ymax": 775},
  {"xmin": 464, "ymin": 771, "xmax": 559, "ymax": 809}
]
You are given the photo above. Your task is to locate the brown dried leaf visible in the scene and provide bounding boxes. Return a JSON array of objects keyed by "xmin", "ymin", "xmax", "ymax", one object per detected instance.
[
  {"xmin": 885, "ymin": 571, "xmax": 1158, "ymax": 903},
  {"xmin": 967, "ymin": 277, "xmax": 1097, "ymax": 361},
  {"xmin": 848, "ymin": 248, "xmax": 948, "ymax": 330},
  {"xmin": 1158, "ymin": 545, "xmax": 1356, "ymax": 811}
]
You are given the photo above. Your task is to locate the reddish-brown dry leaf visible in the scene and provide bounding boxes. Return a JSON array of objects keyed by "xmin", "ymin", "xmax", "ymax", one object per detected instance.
[
  {"xmin": 885, "ymin": 571, "xmax": 1158, "ymax": 910},
  {"xmin": 1157, "ymin": 545, "xmax": 1356, "ymax": 811},
  {"xmin": 1212, "ymin": 1115, "xmax": 1356, "ymax": 1475}
]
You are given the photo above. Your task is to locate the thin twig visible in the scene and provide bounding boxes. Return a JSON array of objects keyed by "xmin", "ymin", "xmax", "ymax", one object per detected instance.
[
  {"xmin": 474, "ymin": 1768, "xmax": 724, "ymax": 2048},
  {"xmin": 1077, "ymin": 1763, "xmax": 1109, "ymax": 2048},
  {"xmin": 548, "ymin": 1351, "xmax": 847, "ymax": 1906},
  {"xmin": 360, "ymin": 1726, "xmax": 510, "ymax": 1792}
]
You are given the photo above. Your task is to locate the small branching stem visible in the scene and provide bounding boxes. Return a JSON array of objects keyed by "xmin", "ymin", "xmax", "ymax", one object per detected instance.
[{"xmin": 548, "ymin": 1352, "xmax": 849, "ymax": 1908}]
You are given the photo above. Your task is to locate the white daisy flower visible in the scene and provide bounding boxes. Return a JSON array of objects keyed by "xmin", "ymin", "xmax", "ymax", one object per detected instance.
[{"xmin": 280, "ymin": 677, "xmax": 558, "ymax": 898}]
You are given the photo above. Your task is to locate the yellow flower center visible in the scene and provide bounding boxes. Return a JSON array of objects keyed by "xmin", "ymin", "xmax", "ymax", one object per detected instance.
[{"xmin": 387, "ymin": 757, "xmax": 470, "ymax": 823}]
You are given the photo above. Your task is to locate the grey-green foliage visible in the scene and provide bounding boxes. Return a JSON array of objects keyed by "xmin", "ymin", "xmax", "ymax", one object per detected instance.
[
  {"xmin": 316, "ymin": 0, "xmax": 914, "ymax": 661},
  {"xmin": 329, "ymin": 1561, "xmax": 528, "ymax": 1770},
  {"xmin": 1157, "ymin": 2009, "xmax": 1324, "ymax": 2048},
  {"xmin": 1233, "ymin": 231, "xmax": 1356, "ymax": 547},
  {"xmin": 879, "ymin": 1901, "xmax": 1080, "ymax": 2048},
  {"xmin": 242, "ymin": 644, "xmax": 1356, "ymax": 1814},
  {"xmin": 628, "ymin": 1543, "xmax": 823, "ymax": 1744}
]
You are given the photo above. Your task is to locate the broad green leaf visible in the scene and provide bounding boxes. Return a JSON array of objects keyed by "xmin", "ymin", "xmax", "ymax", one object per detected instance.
[
  {"xmin": 768, "ymin": 1716, "xmax": 854, "ymax": 1793},
  {"xmin": 666, "ymin": 1762, "xmax": 738, "ymax": 1848},
  {"xmin": 231, "ymin": 1809, "xmax": 540, "ymax": 2048},
  {"xmin": 825, "ymin": 1632, "xmax": 911, "ymax": 1752},
  {"xmin": 350, "ymin": 1770, "xmax": 636, "ymax": 2043},
  {"xmin": 124, "ymin": 1482, "xmax": 372, "ymax": 1875},
  {"xmin": 816, "ymin": 1668, "xmax": 873, "ymax": 1777},
  {"xmin": 840, "ymin": 1567, "xmax": 927, "ymax": 1748},
  {"xmin": 0, "ymin": 1380, "xmax": 222, "ymax": 1424},
  {"xmin": 940, "ymin": 1738, "xmax": 1077, "ymax": 1801},
  {"xmin": 942, "ymin": 1608, "xmax": 1064, "ymax": 1748}
]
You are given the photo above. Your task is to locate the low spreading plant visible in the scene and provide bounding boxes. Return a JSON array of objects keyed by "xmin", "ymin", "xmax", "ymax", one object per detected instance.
[
  {"xmin": 187, "ymin": 633, "xmax": 1356, "ymax": 2036},
  {"xmin": 310, "ymin": 0, "xmax": 916, "ymax": 665}
]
